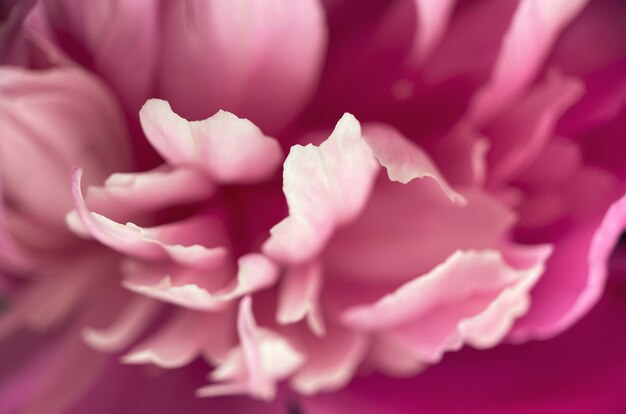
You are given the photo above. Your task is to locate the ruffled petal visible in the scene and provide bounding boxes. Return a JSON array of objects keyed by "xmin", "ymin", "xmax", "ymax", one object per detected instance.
[
  {"xmin": 362, "ymin": 123, "xmax": 464, "ymax": 202},
  {"xmin": 263, "ymin": 114, "xmax": 379, "ymax": 264},
  {"xmin": 139, "ymin": 99, "xmax": 283, "ymax": 184},
  {"xmin": 71, "ymin": 167, "xmax": 227, "ymax": 267},
  {"xmin": 196, "ymin": 297, "xmax": 304, "ymax": 400},
  {"xmin": 123, "ymin": 254, "xmax": 278, "ymax": 311},
  {"xmin": 469, "ymin": 0, "xmax": 590, "ymax": 124},
  {"xmin": 342, "ymin": 246, "xmax": 551, "ymax": 363}
]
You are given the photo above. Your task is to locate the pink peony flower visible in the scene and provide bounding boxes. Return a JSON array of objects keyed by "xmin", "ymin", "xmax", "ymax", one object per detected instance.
[{"xmin": 1, "ymin": 0, "xmax": 626, "ymax": 413}]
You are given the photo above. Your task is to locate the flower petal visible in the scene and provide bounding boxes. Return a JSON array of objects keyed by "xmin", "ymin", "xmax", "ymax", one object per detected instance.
[
  {"xmin": 410, "ymin": 0, "xmax": 456, "ymax": 65},
  {"xmin": 85, "ymin": 166, "xmax": 214, "ymax": 222},
  {"xmin": 25, "ymin": 0, "xmax": 159, "ymax": 111},
  {"xmin": 362, "ymin": 123, "xmax": 464, "ymax": 202},
  {"xmin": 485, "ymin": 70, "xmax": 584, "ymax": 186},
  {"xmin": 511, "ymin": 191, "xmax": 626, "ymax": 340},
  {"xmin": 291, "ymin": 326, "xmax": 368, "ymax": 395},
  {"xmin": 469, "ymin": 0, "xmax": 590, "ymax": 124},
  {"xmin": 83, "ymin": 296, "xmax": 160, "ymax": 353},
  {"xmin": 276, "ymin": 261, "xmax": 325, "ymax": 336},
  {"xmin": 196, "ymin": 297, "xmax": 304, "ymax": 400},
  {"xmin": 158, "ymin": 0, "xmax": 327, "ymax": 132},
  {"xmin": 342, "ymin": 246, "xmax": 551, "ymax": 363},
  {"xmin": 71, "ymin": 167, "xmax": 227, "ymax": 267},
  {"xmin": 123, "ymin": 254, "xmax": 278, "ymax": 311},
  {"xmin": 139, "ymin": 99, "xmax": 283, "ymax": 184},
  {"xmin": 263, "ymin": 113, "xmax": 379, "ymax": 264},
  {"xmin": 122, "ymin": 310, "xmax": 214, "ymax": 369}
]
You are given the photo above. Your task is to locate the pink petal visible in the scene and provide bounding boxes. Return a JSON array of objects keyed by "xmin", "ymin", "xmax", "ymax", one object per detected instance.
[
  {"xmin": 469, "ymin": 0, "xmax": 590, "ymax": 125},
  {"xmin": 122, "ymin": 310, "xmax": 214, "ymax": 369},
  {"xmin": 362, "ymin": 123, "xmax": 464, "ymax": 202},
  {"xmin": 196, "ymin": 297, "xmax": 304, "ymax": 400},
  {"xmin": 485, "ymin": 70, "xmax": 585, "ymax": 186},
  {"xmin": 85, "ymin": 166, "xmax": 215, "ymax": 222},
  {"xmin": 364, "ymin": 337, "xmax": 425, "ymax": 378},
  {"xmin": 342, "ymin": 246, "xmax": 551, "ymax": 363},
  {"xmin": 139, "ymin": 99, "xmax": 283, "ymax": 184},
  {"xmin": 410, "ymin": 0, "xmax": 456, "ymax": 65},
  {"xmin": 0, "ymin": 67, "xmax": 130, "ymax": 234},
  {"xmin": 123, "ymin": 254, "xmax": 278, "ymax": 311},
  {"xmin": 263, "ymin": 114, "xmax": 379, "ymax": 264},
  {"xmin": 291, "ymin": 325, "xmax": 368, "ymax": 395},
  {"xmin": 276, "ymin": 262, "xmax": 325, "ymax": 336},
  {"xmin": 158, "ymin": 0, "xmax": 327, "ymax": 132},
  {"xmin": 25, "ymin": 0, "xmax": 159, "ymax": 111},
  {"xmin": 24, "ymin": 330, "xmax": 107, "ymax": 414},
  {"xmin": 71, "ymin": 167, "xmax": 227, "ymax": 267},
  {"xmin": 83, "ymin": 296, "xmax": 160, "ymax": 353},
  {"xmin": 325, "ymin": 187, "xmax": 515, "ymax": 283},
  {"xmin": 511, "ymin": 191, "xmax": 626, "ymax": 340}
]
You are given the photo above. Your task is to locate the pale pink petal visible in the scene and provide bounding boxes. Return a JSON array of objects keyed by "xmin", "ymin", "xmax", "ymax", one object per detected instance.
[
  {"xmin": 276, "ymin": 262, "xmax": 325, "ymax": 336},
  {"xmin": 123, "ymin": 254, "xmax": 278, "ymax": 311},
  {"xmin": 342, "ymin": 246, "xmax": 551, "ymax": 363},
  {"xmin": 362, "ymin": 123, "xmax": 464, "ymax": 202},
  {"xmin": 291, "ymin": 326, "xmax": 368, "ymax": 395},
  {"xmin": 469, "ymin": 0, "xmax": 590, "ymax": 124},
  {"xmin": 85, "ymin": 166, "xmax": 214, "ymax": 222},
  {"xmin": 263, "ymin": 113, "xmax": 379, "ymax": 264},
  {"xmin": 83, "ymin": 296, "xmax": 160, "ymax": 353},
  {"xmin": 158, "ymin": 0, "xmax": 327, "ymax": 132},
  {"xmin": 410, "ymin": 0, "xmax": 456, "ymax": 65},
  {"xmin": 122, "ymin": 310, "xmax": 211, "ymax": 369},
  {"xmin": 139, "ymin": 99, "xmax": 283, "ymax": 184},
  {"xmin": 71, "ymin": 167, "xmax": 227, "ymax": 267},
  {"xmin": 485, "ymin": 70, "xmax": 584, "ymax": 185},
  {"xmin": 196, "ymin": 297, "xmax": 304, "ymax": 400}
]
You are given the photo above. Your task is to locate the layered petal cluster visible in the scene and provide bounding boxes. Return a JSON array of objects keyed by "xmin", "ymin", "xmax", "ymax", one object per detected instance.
[{"xmin": 1, "ymin": 0, "xmax": 626, "ymax": 413}]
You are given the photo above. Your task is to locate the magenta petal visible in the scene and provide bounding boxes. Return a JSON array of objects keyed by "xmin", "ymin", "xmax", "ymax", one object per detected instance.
[
  {"xmin": 469, "ymin": 0, "xmax": 590, "ymax": 125},
  {"xmin": 409, "ymin": 0, "xmax": 456, "ymax": 65},
  {"xmin": 511, "ymin": 191, "xmax": 626, "ymax": 340}
]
